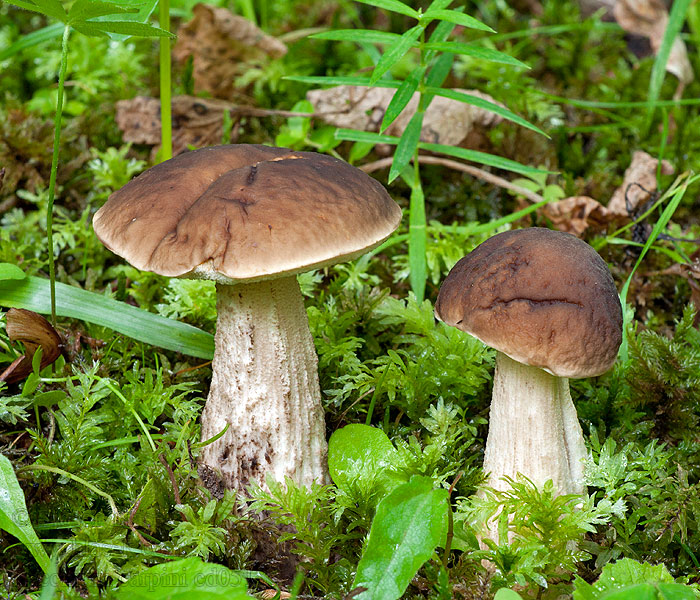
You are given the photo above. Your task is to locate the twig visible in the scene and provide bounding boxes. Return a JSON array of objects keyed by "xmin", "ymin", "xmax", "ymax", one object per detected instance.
[
  {"xmin": 126, "ymin": 495, "xmax": 152, "ymax": 547},
  {"xmin": 360, "ymin": 155, "xmax": 546, "ymax": 205},
  {"xmin": 159, "ymin": 453, "xmax": 182, "ymax": 506}
]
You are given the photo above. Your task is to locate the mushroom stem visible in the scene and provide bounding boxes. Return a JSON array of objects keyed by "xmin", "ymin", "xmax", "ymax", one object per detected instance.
[
  {"xmin": 483, "ymin": 352, "xmax": 587, "ymax": 496},
  {"xmin": 199, "ymin": 276, "xmax": 329, "ymax": 492}
]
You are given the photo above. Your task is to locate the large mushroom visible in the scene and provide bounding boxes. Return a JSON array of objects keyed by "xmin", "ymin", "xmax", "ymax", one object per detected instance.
[
  {"xmin": 93, "ymin": 145, "xmax": 401, "ymax": 493},
  {"xmin": 435, "ymin": 228, "xmax": 622, "ymax": 496}
]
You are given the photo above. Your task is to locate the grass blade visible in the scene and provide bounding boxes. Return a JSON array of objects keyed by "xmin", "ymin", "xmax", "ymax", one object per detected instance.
[
  {"xmin": 389, "ymin": 110, "xmax": 423, "ymax": 183},
  {"xmin": 421, "ymin": 9, "xmax": 494, "ymax": 33},
  {"xmin": 0, "ymin": 277, "xmax": 214, "ymax": 359},
  {"xmin": 311, "ymin": 29, "xmax": 400, "ymax": 44},
  {"xmin": 408, "ymin": 180, "xmax": 427, "ymax": 302},
  {"xmin": 353, "ymin": 0, "xmax": 420, "ymax": 19},
  {"xmin": 0, "ymin": 22, "xmax": 63, "ymax": 61},
  {"xmin": 646, "ymin": 0, "xmax": 692, "ymax": 123},
  {"xmin": 419, "ymin": 142, "xmax": 549, "ymax": 175},
  {"xmin": 429, "ymin": 87, "xmax": 547, "ymax": 136},
  {"xmin": 423, "ymin": 41, "xmax": 528, "ymax": 68},
  {"xmin": 381, "ymin": 66, "xmax": 425, "ymax": 131}
]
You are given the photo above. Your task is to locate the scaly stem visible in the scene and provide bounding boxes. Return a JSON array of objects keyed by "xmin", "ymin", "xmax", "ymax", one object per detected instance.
[
  {"xmin": 159, "ymin": 0, "xmax": 172, "ymax": 161},
  {"xmin": 46, "ymin": 24, "xmax": 71, "ymax": 327}
]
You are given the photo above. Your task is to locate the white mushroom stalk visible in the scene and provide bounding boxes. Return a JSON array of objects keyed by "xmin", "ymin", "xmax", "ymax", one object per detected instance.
[
  {"xmin": 483, "ymin": 353, "xmax": 587, "ymax": 495},
  {"xmin": 200, "ymin": 277, "xmax": 328, "ymax": 491}
]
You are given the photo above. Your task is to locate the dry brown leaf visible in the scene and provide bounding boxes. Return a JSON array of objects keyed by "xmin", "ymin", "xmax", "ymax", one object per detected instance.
[
  {"xmin": 607, "ymin": 150, "xmax": 674, "ymax": 215},
  {"xmin": 543, "ymin": 195, "xmax": 619, "ymax": 235},
  {"xmin": 0, "ymin": 308, "xmax": 63, "ymax": 384},
  {"xmin": 613, "ymin": 0, "xmax": 694, "ymax": 94},
  {"xmin": 173, "ymin": 3, "xmax": 287, "ymax": 100},
  {"xmin": 116, "ymin": 95, "xmax": 234, "ymax": 159},
  {"xmin": 307, "ymin": 86, "xmax": 504, "ymax": 147}
]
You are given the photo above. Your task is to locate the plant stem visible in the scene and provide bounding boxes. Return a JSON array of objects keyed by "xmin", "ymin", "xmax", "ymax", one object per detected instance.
[
  {"xmin": 159, "ymin": 0, "xmax": 172, "ymax": 162},
  {"xmin": 20, "ymin": 464, "xmax": 119, "ymax": 518},
  {"xmin": 46, "ymin": 24, "xmax": 71, "ymax": 327}
]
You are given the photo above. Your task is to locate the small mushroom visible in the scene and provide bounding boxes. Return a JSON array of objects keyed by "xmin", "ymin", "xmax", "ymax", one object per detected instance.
[
  {"xmin": 93, "ymin": 144, "xmax": 402, "ymax": 493},
  {"xmin": 435, "ymin": 228, "xmax": 622, "ymax": 497}
]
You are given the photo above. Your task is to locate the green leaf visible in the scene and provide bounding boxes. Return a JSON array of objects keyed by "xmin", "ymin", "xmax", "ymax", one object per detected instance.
[
  {"xmin": 423, "ymin": 41, "xmax": 529, "ymax": 68},
  {"xmin": 0, "ymin": 263, "xmax": 27, "ymax": 281},
  {"xmin": 67, "ymin": 0, "xmax": 134, "ymax": 23},
  {"xmin": 428, "ymin": 87, "xmax": 547, "ymax": 136},
  {"xmin": 646, "ymin": 0, "xmax": 692, "ymax": 123},
  {"xmin": 0, "ymin": 276, "xmax": 214, "ymax": 360},
  {"xmin": 656, "ymin": 583, "xmax": 699, "ymax": 600},
  {"xmin": 10, "ymin": 0, "xmax": 68, "ymax": 21},
  {"xmin": 421, "ymin": 8, "xmax": 495, "ymax": 32},
  {"xmin": 388, "ymin": 110, "xmax": 423, "ymax": 183},
  {"xmin": 115, "ymin": 557, "xmax": 253, "ymax": 599},
  {"xmin": 424, "ymin": 52, "xmax": 454, "ymax": 90},
  {"xmin": 284, "ymin": 75, "xmax": 401, "ymax": 88},
  {"xmin": 311, "ymin": 29, "xmax": 401, "ymax": 44},
  {"xmin": 0, "ymin": 453, "xmax": 51, "ymax": 573},
  {"xmin": 73, "ymin": 20, "xmax": 174, "ymax": 38},
  {"xmin": 600, "ymin": 585, "xmax": 657, "ymax": 600},
  {"xmin": 353, "ymin": 0, "xmax": 420, "ymax": 19},
  {"xmin": 38, "ymin": 552, "xmax": 59, "ymax": 600},
  {"xmin": 371, "ymin": 25, "xmax": 423, "ymax": 85},
  {"xmin": 381, "ymin": 66, "xmax": 425, "ymax": 132},
  {"xmin": 336, "ymin": 129, "xmax": 400, "ymax": 145},
  {"xmin": 328, "ymin": 424, "xmax": 405, "ymax": 495},
  {"xmin": 419, "ymin": 142, "xmax": 549, "ymax": 176},
  {"xmin": 408, "ymin": 181, "xmax": 427, "ymax": 302},
  {"xmin": 0, "ymin": 22, "xmax": 64, "ymax": 61},
  {"xmin": 494, "ymin": 591, "xmax": 525, "ymax": 600},
  {"xmin": 94, "ymin": 0, "xmax": 159, "ymax": 42},
  {"xmin": 353, "ymin": 476, "xmax": 449, "ymax": 600},
  {"xmin": 427, "ymin": 0, "xmax": 453, "ymax": 9}
]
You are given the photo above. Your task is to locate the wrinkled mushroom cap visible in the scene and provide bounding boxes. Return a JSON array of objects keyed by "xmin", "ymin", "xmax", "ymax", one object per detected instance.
[
  {"xmin": 435, "ymin": 228, "xmax": 623, "ymax": 378},
  {"xmin": 93, "ymin": 145, "xmax": 401, "ymax": 283}
]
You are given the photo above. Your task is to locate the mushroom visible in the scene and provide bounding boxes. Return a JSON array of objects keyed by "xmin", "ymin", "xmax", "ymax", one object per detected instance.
[
  {"xmin": 92, "ymin": 144, "xmax": 402, "ymax": 493},
  {"xmin": 435, "ymin": 227, "xmax": 622, "ymax": 497}
]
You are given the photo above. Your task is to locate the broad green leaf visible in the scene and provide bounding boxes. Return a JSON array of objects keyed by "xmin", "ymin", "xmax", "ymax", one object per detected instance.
[
  {"xmin": 328, "ymin": 424, "xmax": 405, "ymax": 495},
  {"xmin": 0, "ymin": 263, "xmax": 27, "ymax": 281},
  {"xmin": 388, "ymin": 109, "xmax": 423, "ymax": 183},
  {"xmin": 0, "ymin": 276, "xmax": 214, "ymax": 359},
  {"xmin": 596, "ymin": 558, "xmax": 674, "ymax": 587},
  {"xmin": 371, "ymin": 25, "xmax": 423, "ymax": 85},
  {"xmin": 424, "ymin": 41, "xmax": 528, "ymax": 68},
  {"xmin": 421, "ymin": 8, "xmax": 494, "ymax": 32},
  {"xmin": 353, "ymin": 0, "xmax": 420, "ymax": 19},
  {"xmin": 494, "ymin": 591, "xmax": 524, "ymax": 600},
  {"xmin": 429, "ymin": 87, "xmax": 547, "ymax": 136},
  {"xmin": 0, "ymin": 22, "xmax": 63, "ymax": 61},
  {"xmin": 353, "ymin": 476, "xmax": 449, "ymax": 600},
  {"xmin": 381, "ymin": 66, "xmax": 425, "ymax": 131},
  {"xmin": 311, "ymin": 29, "xmax": 401, "ymax": 44},
  {"xmin": 408, "ymin": 181, "xmax": 427, "ymax": 302},
  {"xmin": 0, "ymin": 454, "xmax": 51, "ymax": 573},
  {"xmin": 38, "ymin": 552, "xmax": 59, "ymax": 600},
  {"xmin": 68, "ymin": 0, "xmax": 134, "ymax": 23},
  {"xmin": 336, "ymin": 129, "xmax": 400, "ymax": 145},
  {"xmin": 656, "ymin": 583, "xmax": 698, "ymax": 600},
  {"xmin": 116, "ymin": 557, "xmax": 253, "ymax": 599},
  {"xmin": 599, "ymin": 585, "xmax": 657, "ymax": 600}
]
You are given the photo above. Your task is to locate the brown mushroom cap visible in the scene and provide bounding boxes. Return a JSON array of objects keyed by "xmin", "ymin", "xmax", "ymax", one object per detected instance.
[
  {"xmin": 435, "ymin": 228, "xmax": 623, "ymax": 378},
  {"xmin": 93, "ymin": 145, "xmax": 402, "ymax": 282}
]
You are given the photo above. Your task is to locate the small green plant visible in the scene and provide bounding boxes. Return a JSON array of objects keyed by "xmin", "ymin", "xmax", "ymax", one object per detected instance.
[
  {"xmin": 4, "ymin": 0, "xmax": 173, "ymax": 326},
  {"xmin": 291, "ymin": 0, "xmax": 547, "ymax": 302}
]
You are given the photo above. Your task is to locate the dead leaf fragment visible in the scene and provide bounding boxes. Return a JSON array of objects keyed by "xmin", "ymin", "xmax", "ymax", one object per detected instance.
[
  {"xmin": 614, "ymin": 0, "xmax": 694, "ymax": 94},
  {"xmin": 543, "ymin": 195, "xmax": 621, "ymax": 235},
  {"xmin": 607, "ymin": 150, "xmax": 674, "ymax": 215},
  {"xmin": 307, "ymin": 86, "xmax": 504, "ymax": 148},
  {"xmin": 115, "ymin": 95, "xmax": 234, "ymax": 159},
  {"xmin": 173, "ymin": 3, "xmax": 287, "ymax": 100},
  {"xmin": 0, "ymin": 308, "xmax": 63, "ymax": 384}
]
